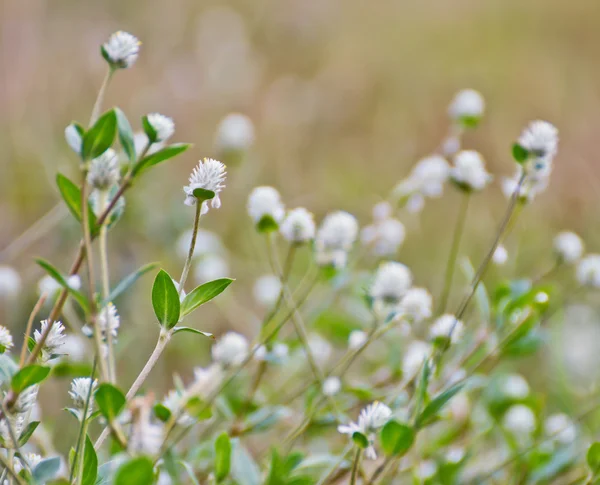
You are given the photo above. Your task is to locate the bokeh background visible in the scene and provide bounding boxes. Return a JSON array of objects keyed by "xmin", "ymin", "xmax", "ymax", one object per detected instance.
[{"xmin": 2, "ymin": 0, "xmax": 600, "ymax": 450}]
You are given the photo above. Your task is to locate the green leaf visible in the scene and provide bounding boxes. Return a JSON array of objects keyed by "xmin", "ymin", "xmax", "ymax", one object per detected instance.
[
  {"xmin": 114, "ymin": 108, "xmax": 136, "ymax": 163},
  {"xmin": 352, "ymin": 431, "xmax": 369, "ymax": 449},
  {"xmin": 588, "ymin": 442, "xmax": 600, "ymax": 473},
  {"xmin": 256, "ymin": 215, "xmax": 279, "ymax": 233},
  {"xmin": 512, "ymin": 143, "xmax": 529, "ymax": 163},
  {"xmin": 56, "ymin": 174, "xmax": 99, "ymax": 236},
  {"xmin": 18, "ymin": 420, "xmax": 40, "ymax": 446},
  {"xmin": 142, "ymin": 115, "xmax": 158, "ymax": 143},
  {"xmin": 185, "ymin": 396, "xmax": 213, "ymax": 420},
  {"xmin": 415, "ymin": 382, "xmax": 465, "ymax": 429},
  {"xmin": 81, "ymin": 436, "xmax": 98, "ymax": 485},
  {"xmin": 32, "ymin": 457, "xmax": 61, "ymax": 483},
  {"xmin": 180, "ymin": 278, "xmax": 234, "ymax": 317},
  {"xmin": 151, "ymin": 269, "xmax": 181, "ymax": 329},
  {"xmin": 11, "ymin": 365, "xmax": 51, "ymax": 393},
  {"xmin": 95, "ymin": 383, "xmax": 126, "ymax": 422},
  {"xmin": 114, "ymin": 457, "xmax": 154, "ymax": 485},
  {"xmin": 380, "ymin": 421, "xmax": 414, "ymax": 456},
  {"xmin": 215, "ymin": 432, "xmax": 232, "ymax": 482},
  {"xmin": 35, "ymin": 258, "xmax": 90, "ymax": 313},
  {"xmin": 153, "ymin": 403, "xmax": 172, "ymax": 422},
  {"xmin": 82, "ymin": 109, "xmax": 117, "ymax": 160},
  {"xmin": 192, "ymin": 187, "xmax": 215, "ymax": 202},
  {"xmin": 172, "ymin": 327, "xmax": 214, "ymax": 339},
  {"xmin": 106, "ymin": 262, "xmax": 158, "ymax": 304},
  {"xmin": 132, "ymin": 143, "xmax": 191, "ymax": 176}
]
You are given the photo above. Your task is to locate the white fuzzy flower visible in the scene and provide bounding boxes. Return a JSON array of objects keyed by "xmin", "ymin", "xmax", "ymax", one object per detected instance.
[
  {"xmin": 411, "ymin": 155, "xmax": 451, "ymax": 198},
  {"xmin": 128, "ymin": 399, "xmax": 163, "ymax": 456},
  {"xmin": 65, "ymin": 124, "xmax": 82, "ymax": 154},
  {"xmin": 322, "ymin": 377, "xmax": 341, "ymax": 396},
  {"xmin": 429, "ymin": 314, "xmax": 463, "ymax": 344},
  {"xmin": 0, "ymin": 416, "xmax": 25, "ymax": 448},
  {"xmin": 176, "ymin": 228, "xmax": 224, "ymax": 260},
  {"xmin": 87, "ymin": 149, "xmax": 119, "ymax": 190},
  {"xmin": 448, "ymin": 89, "xmax": 485, "ymax": 122},
  {"xmin": 493, "ymin": 244, "xmax": 508, "ymax": 265},
  {"xmin": 187, "ymin": 364, "xmax": 224, "ymax": 398},
  {"xmin": 61, "ymin": 334, "xmax": 88, "ymax": 361},
  {"xmin": 98, "ymin": 303, "xmax": 120, "ymax": 338},
  {"xmin": 0, "ymin": 266, "xmax": 21, "ymax": 298},
  {"xmin": 554, "ymin": 231, "xmax": 584, "ymax": 263},
  {"xmin": 183, "ymin": 158, "xmax": 227, "ymax": 213},
  {"xmin": 502, "ymin": 374, "xmax": 530, "ymax": 399},
  {"xmin": 503, "ymin": 404, "xmax": 536, "ymax": 435},
  {"xmin": 14, "ymin": 453, "xmax": 42, "ymax": 475},
  {"xmin": 348, "ymin": 330, "xmax": 368, "ymax": 350},
  {"xmin": 0, "ymin": 326, "xmax": 13, "ymax": 353},
  {"xmin": 133, "ymin": 132, "xmax": 163, "ymax": 158},
  {"xmin": 308, "ymin": 334, "xmax": 332, "ymax": 365},
  {"xmin": 272, "ymin": 342, "xmax": 289, "ymax": 360},
  {"xmin": 212, "ymin": 332, "xmax": 249, "ymax": 367},
  {"xmin": 194, "ymin": 254, "xmax": 230, "ymax": 285},
  {"xmin": 402, "ymin": 340, "xmax": 432, "ymax": 378},
  {"xmin": 34, "ymin": 320, "xmax": 66, "ymax": 360},
  {"xmin": 518, "ymin": 120, "xmax": 559, "ymax": 161},
  {"xmin": 544, "ymin": 413, "xmax": 576, "ymax": 445},
  {"xmin": 102, "ymin": 31, "xmax": 140, "ymax": 69},
  {"xmin": 361, "ymin": 218, "xmax": 406, "ymax": 257},
  {"xmin": 338, "ymin": 401, "xmax": 392, "ymax": 460},
  {"xmin": 451, "ymin": 150, "xmax": 491, "ymax": 191},
  {"xmin": 372, "ymin": 201, "xmax": 393, "ymax": 221},
  {"xmin": 315, "ymin": 211, "xmax": 359, "ymax": 268},
  {"xmin": 398, "ymin": 288, "xmax": 432, "ymax": 323},
  {"xmin": 576, "ymin": 254, "xmax": 600, "ymax": 288},
  {"xmin": 502, "ymin": 165, "xmax": 551, "ymax": 202},
  {"xmin": 445, "ymin": 446, "xmax": 466, "ymax": 464},
  {"xmin": 253, "ymin": 275, "xmax": 281, "ymax": 307},
  {"xmin": 416, "ymin": 460, "xmax": 438, "ymax": 480},
  {"xmin": 146, "ymin": 113, "xmax": 175, "ymax": 143},
  {"xmin": 14, "ymin": 386, "xmax": 38, "ymax": 414},
  {"xmin": 370, "ymin": 262, "xmax": 412, "ymax": 316},
  {"xmin": 215, "ymin": 113, "xmax": 255, "ymax": 152},
  {"xmin": 247, "ymin": 186, "xmax": 285, "ymax": 226},
  {"xmin": 280, "ymin": 208, "xmax": 316, "ymax": 243},
  {"xmin": 163, "ymin": 390, "xmax": 194, "ymax": 427},
  {"xmin": 69, "ymin": 377, "xmax": 98, "ymax": 412}
]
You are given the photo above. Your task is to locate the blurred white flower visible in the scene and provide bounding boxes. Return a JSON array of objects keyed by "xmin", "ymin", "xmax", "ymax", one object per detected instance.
[
  {"xmin": 183, "ymin": 158, "xmax": 227, "ymax": 212},
  {"xmin": 177, "ymin": 228, "xmax": 224, "ymax": 260},
  {"xmin": 544, "ymin": 413, "xmax": 576, "ymax": 445},
  {"xmin": 62, "ymin": 334, "xmax": 88, "ymax": 361},
  {"xmin": 128, "ymin": 398, "xmax": 163, "ymax": 456},
  {"xmin": 429, "ymin": 314, "xmax": 463, "ymax": 344},
  {"xmin": 308, "ymin": 334, "xmax": 332, "ymax": 365},
  {"xmin": 554, "ymin": 231, "xmax": 583, "ymax": 263},
  {"xmin": 133, "ymin": 132, "xmax": 163, "ymax": 158},
  {"xmin": 448, "ymin": 89, "xmax": 485, "ymax": 122},
  {"xmin": 315, "ymin": 211, "xmax": 359, "ymax": 269},
  {"xmin": 416, "ymin": 460, "xmax": 438, "ymax": 480},
  {"xmin": 445, "ymin": 446, "xmax": 466, "ymax": 464},
  {"xmin": 69, "ymin": 377, "xmax": 98, "ymax": 414},
  {"xmin": 98, "ymin": 303, "xmax": 120, "ymax": 338},
  {"xmin": 163, "ymin": 390, "xmax": 194, "ymax": 426},
  {"xmin": 448, "ymin": 392, "xmax": 471, "ymax": 422},
  {"xmin": 215, "ymin": 113, "xmax": 255, "ymax": 152},
  {"xmin": 492, "ymin": 244, "xmax": 508, "ymax": 265},
  {"xmin": 348, "ymin": 330, "xmax": 368, "ymax": 350},
  {"xmin": 253, "ymin": 275, "xmax": 281, "ymax": 307},
  {"xmin": 194, "ymin": 254, "xmax": 230, "ymax": 284},
  {"xmin": 280, "ymin": 208, "xmax": 316, "ymax": 244},
  {"xmin": 247, "ymin": 186, "xmax": 285, "ymax": 226},
  {"xmin": 361, "ymin": 218, "xmax": 405, "ymax": 257},
  {"xmin": 576, "ymin": 254, "xmax": 600, "ymax": 288},
  {"xmin": 402, "ymin": 340, "xmax": 432, "ymax": 378},
  {"xmin": 102, "ymin": 31, "xmax": 140, "ymax": 69},
  {"xmin": 370, "ymin": 262, "xmax": 413, "ymax": 316},
  {"xmin": 451, "ymin": 150, "xmax": 491, "ymax": 191},
  {"xmin": 14, "ymin": 453, "xmax": 42, "ymax": 475},
  {"xmin": 502, "ymin": 374, "xmax": 530, "ymax": 399},
  {"xmin": 372, "ymin": 201, "xmax": 393, "ymax": 221},
  {"xmin": 65, "ymin": 124, "xmax": 82, "ymax": 154},
  {"xmin": 322, "ymin": 377, "xmax": 341, "ymax": 396},
  {"xmin": 0, "ymin": 265, "xmax": 21, "ymax": 298},
  {"xmin": 34, "ymin": 320, "xmax": 66, "ymax": 361},
  {"xmin": 87, "ymin": 149, "xmax": 119, "ymax": 190},
  {"xmin": 338, "ymin": 401, "xmax": 392, "ymax": 460},
  {"xmin": 188, "ymin": 364, "xmax": 224, "ymax": 398},
  {"xmin": 503, "ymin": 404, "xmax": 536, "ymax": 435},
  {"xmin": 146, "ymin": 113, "xmax": 175, "ymax": 143},
  {"xmin": 212, "ymin": 332, "xmax": 249, "ymax": 366},
  {"xmin": 0, "ymin": 326, "xmax": 13, "ymax": 353},
  {"xmin": 393, "ymin": 156, "xmax": 450, "ymax": 212},
  {"xmin": 518, "ymin": 120, "xmax": 559, "ymax": 161},
  {"xmin": 399, "ymin": 288, "xmax": 433, "ymax": 323}
]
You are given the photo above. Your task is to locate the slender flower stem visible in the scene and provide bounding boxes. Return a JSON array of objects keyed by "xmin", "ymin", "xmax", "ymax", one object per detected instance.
[
  {"xmin": 438, "ymin": 192, "xmax": 470, "ymax": 313},
  {"xmin": 19, "ymin": 293, "xmax": 47, "ymax": 367},
  {"xmin": 367, "ymin": 456, "xmax": 393, "ymax": 485},
  {"xmin": 70, "ymin": 359, "xmax": 96, "ymax": 484},
  {"xmin": 178, "ymin": 202, "xmax": 202, "ymax": 296},
  {"xmin": 88, "ymin": 68, "xmax": 114, "ymax": 127},
  {"xmin": 315, "ymin": 444, "xmax": 354, "ymax": 485},
  {"xmin": 350, "ymin": 448, "xmax": 362, "ymax": 485}
]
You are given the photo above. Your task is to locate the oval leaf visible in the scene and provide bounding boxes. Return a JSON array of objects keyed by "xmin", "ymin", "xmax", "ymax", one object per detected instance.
[
  {"xmin": 115, "ymin": 108, "xmax": 136, "ymax": 163},
  {"xmin": 95, "ymin": 383, "xmax": 126, "ymax": 422},
  {"xmin": 82, "ymin": 435, "xmax": 98, "ymax": 485},
  {"xmin": 380, "ymin": 421, "xmax": 414, "ymax": 456},
  {"xmin": 114, "ymin": 457, "xmax": 154, "ymax": 485},
  {"xmin": 56, "ymin": 174, "xmax": 99, "ymax": 236},
  {"xmin": 33, "ymin": 457, "xmax": 61, "ymax": 483},
  {"xmin": 36, "ymin": 258, "xmax": 90, "ymax": 313},
  {"xmin": 181, "ymin": 278, "xmax": 234, "ymax": 317},
  {"xmin": 106, "ymin": 262, "xmax": 159, "ymax": 304},
  {"xmin": 11, "ymin": 365, "xmax": 51, "ymax": 393},
  {"xmin": 215, "ymin": 432, "xmax": 232, "ymax": 482},
  {"xmin": 415, "ymin": 382, "xmax": 465, "ymax": 429},
  {"xmin": 588, "ymin": 442, "xmax": 600, "ymax": 472},
  {"xmin": 152, "ymin": 269, "xmax": 181, "ymax": 329},
  {"xmin": 82, "ymin": 109, "xmax": 117, "ymax": 160},
  {"xmin": 18, "ymin": 421, "xmax": 40, "ymax": 446},
  {"xmin": 132, "ymin": 143, "xmax": 191, "ymax": 176}
]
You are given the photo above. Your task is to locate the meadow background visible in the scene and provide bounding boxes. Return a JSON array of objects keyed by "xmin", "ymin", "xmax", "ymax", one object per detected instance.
[{"xmin": 1, "ymin": 0, "xmax": 600, "ymax": 454}]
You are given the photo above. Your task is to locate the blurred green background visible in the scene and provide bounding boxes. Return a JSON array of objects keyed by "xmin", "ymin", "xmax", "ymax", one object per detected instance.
[{"xmin": 1, "ymin": 0, "xmax": 600, "ymax": 448}]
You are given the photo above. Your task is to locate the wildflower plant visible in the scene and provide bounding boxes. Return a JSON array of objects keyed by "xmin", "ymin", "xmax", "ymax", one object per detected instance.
[{"xmin": 0, "ymin": 32, "xmax": 597, "ymax": 485}]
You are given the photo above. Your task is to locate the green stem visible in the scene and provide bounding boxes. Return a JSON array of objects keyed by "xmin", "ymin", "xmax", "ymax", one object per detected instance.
[
  {"xmin": 178, "ymin": 202, "xmax": 202, "ymax": 296},
  {"xmin": 70, "ymin": 359, "xmax": 96, "ymax": 484},
  {"xmin": 350, "ymin": 448, "xmax": 362, "ymax": 485},
  {"xmin": 438, "ymin": 192, "xmax": 470, "ymax": 313},
  {"xmin": 88, "ymin": 68, "xmax": 114, "ymax": 126}
]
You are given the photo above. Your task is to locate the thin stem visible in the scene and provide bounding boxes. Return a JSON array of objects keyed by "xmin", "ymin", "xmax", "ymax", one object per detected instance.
[
  {"xmin": 350, "ymin": 449, "xmax": 362, "ymax": 485},
  {"xmin": 19, "ymin": 293, "xmax": 47, "ymax": 367},
  {"xmin": 88, "ymin": 68, "xmax": 114, "ymax": 127},
  {"xmin": 178, "ymin": 202, "xmax": 202, "ymax": 296},
  {"xmin": 70, "ymin": 359, "xmax": 96, "ymax": 484},
  {"xmin": 367, "ymin": 456, "xmax": 393, "ymax": 485},
  {"xmin": 438, "ymin": 192, "xmax": 470, "ymax": 313}
]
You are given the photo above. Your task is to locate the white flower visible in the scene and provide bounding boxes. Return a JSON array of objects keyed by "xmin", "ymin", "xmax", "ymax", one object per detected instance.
[
  {"xmin": 544, "ymin": 413, "xmax": 576, "ymax": 445},
  {"xmin": 163, "ymin": 390, "xmax": 194, "ymax": 426},
  {"xmin": 0, "ymin": 266, "xmax": 21, "ymax": 298},
  {"xmin": 416, "ymin": 460, "xmax": 438, "ymax": 480},
  {"xmin": 61, "ymin": 334, "xmax": 88, "ymax": 361},
  {"xmin": 176, "ymin": 228, "xmax": 224, "ymax": 260},
  {"xmin": 493, "ymin": 244, "xmax": 508, "ymax": 265},
  {"xmin": 315, "ymin": 211, "xmax": 359, "ymax": 269},
  {"xmin": 128, "ymin": 399, "xmax": 163, "ymax": 456},
  {"xmin": 98, "ymin": 303, "xmax": 120, "ymax": 338},
  {"xmin": 361, "ymin": 218, "xmax": 405, "ymax": 257},
  {"xmin": 280, "ymin": 208, "xmax": 316, "ymax": 244},
  {"xmin": 188, "ymin": 364, "xmax": 224, "ymax": 398},
  {"xmin": 215, "ymin": 113, "xmax": 255, "ymax": 152},
  {"xmin": 448, "ymin": 89, "xmax": 485, "ymax": 122},
  {"xmin": 402, "ymin": 340, "xmax": 432, "ymax": 378},
  {"xmin": 370, "ymin": 262, "xmax": 413, "ymax": 315},
  {"xmin": 183, "ymin": 158, "xmax": 227, "ymax": 213},
  {"xmin": 576, "ymin": 254, "xmax": 600, "ymax": 288},
  {"xmin": 398, "ymin": 288, "xmax": 432, "ymax": 323},
  {"xmin": 337, "ymin": 402, "xmax": 392, "ymax": 460},
  {"xmin": 445, "ymin": 446, "xmax": 466, "ymax": 464},
  {"xmin": 14, "ymin": 454, "xmax": 42, "ymax": 475},
  {"xmin": 502, "ymin": 165, "xmax": 551, "ymax": 202},
  {"xmin": 0, "ymin": 326, "xmax": 13, "ymax": 353},
  {"xmin": 554, "ymin": 231, "xmax": 584, "ymax": 263},
  {"xmin": 69, "ymin": 377, "xmax": 98, "ymax": 411},
  {"xmin": 411, "ymin": 155, "xmax": 451, "ymax": 198},
  {"xmin": 87, "ymin": 149, "xmax": 119, "ymax": 190},
  {"xmin": 322, "ymin": 377, "xmax": 341, "ymax": 396},
  {"xmin": 253, "ymin": 275, "xmax": 281, "ymax": 307},
  {"xmin": 372, "ymin": 201, "xmax": 392, "ymax": 221},
  {"xmin": 518, "ymin": 120, "xmax": 559, "ymax": 161},
  {"xmin": 212, "ymin": 332, "xmax": 249, "ymax": 366},
  {"xmin": 194, "ymin": 255, "xmax": 230, "ymax": 284},
  {"xmin": 429, "ymin": 314, "xmax": 463, "ymax": 344},
  {"xmin": 34, "ymin": 320, "xmax": 66, "ymax": 359},
  {"xmin": 37, "ymin": 275, "xmax": 80, "ymax": 297},
  {"xmin": 102, "ymin": 31, "xmax": 140, "ymax": 69},
  {"xmin": 502, "ymin": 374, "xmax": 530, "ymax": 399},
  {"xmin": 272, "ymin": 342, "xmax": 289, "ymax": 360},
  {"xmin": 14, "ymin": 386, "xmax": 38, "ymax": 414},
  {"xmin": 308, "ymin": 334, "xmax": 332, "ymax": 365},
  {"xmin": 348, "ymin": 330, "xmax": 368, "ymax": 350},
  {"xmin": 451, "ymin": 150, "xmax": 491, "ymax": 191},
  {"xmin": 146, "ymin": 113, "xmax": 175, "ymax": 143},
  {"xmin": 65, "ymin": 124, "xmax": 82, "ymax": 154},
  {"xmin": 503, "ymin": 405, "xmax": 536, "ymax": 435},
  {"xmin": 247, "ymin": 186, "xmax": 285, "ymax": 226}
]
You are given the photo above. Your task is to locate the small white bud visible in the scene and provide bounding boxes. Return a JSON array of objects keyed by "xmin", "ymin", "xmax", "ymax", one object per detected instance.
[
  {"xmin": 0, "ymin": 326, "xmax": 14, "ymax": 353},
  {"xmin": 448, "ymin": 89, "xmax": 485, "ymax": 123},
  {"xmin": 503, "ymin": 404, "xmax": 536, "ymax": 435},
  {"xmin": 553, "ymin": 231, "xmax": 584, "ymax": 263},
  {"xmin": 183, "ymin": 158, "xmax": 227, "ymax": 213},
  {"xmin": 451, "ymin": 150, "xmax": 491, "ymax": 191},
  {"xmin": 212, "ymin": 332, "xmax": 249, "ymax": 366},
  {"xmin": 322, "ymin": 377, "xmax": 341, "ymax": 396},
  {"xmin": 0, "ymin": 265, "xmax": 21, "ymax": 298},
  {"xmin": 146, "ymin": 113, "xmax": 175, "ymax": 143},
  {"xmin": 348, "ymin": 330, "xmax": 368, "ymax": 350},
  {"xmin": 247, "ymin": 186, "xmax": 285, "ymax": 227},
  {"xmin": 429, "ymin": 314, "xmax": 463, "ymax": 345},
  {"xmin": 253, "ymin": 275, "xmax": 281, "ymax": 307},
  {"xmin": 280, "ymin": 207, "xmax": 316, "ymax": 244},
  {"xmin": 102, "ymin": 31, "xmax": 141, "ymax": 69},
  {"xmin": 87, "ymin": 149, "xmax": 120, "ymax": 190},
  {"xmin": 493, "ymin": 244, "xmax": 508, "ymax": 265},
  {"xmin": 215, "ymin": 113, "xmax": 255, "ymax": 152},
  {"xmin": 576, "ymin": 254, "xmax": 600, "ymax": 288}
]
